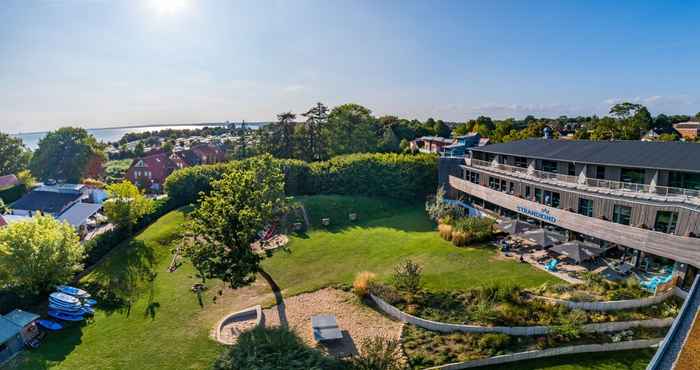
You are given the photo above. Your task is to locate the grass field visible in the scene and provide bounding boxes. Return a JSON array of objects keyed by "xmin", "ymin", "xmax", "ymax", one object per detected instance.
[
  {"xmin": 482, "ymin": 349, "xmax": 655, "ymax": 370},
  {"xmin": 6, "ymin": 210, "xmax": 225, "ymax": 370},
  {"xmin": 262, "ymin": 195, "xmax": 561, "ymax": 296},
  {"xmin": 4, "ymin": 195, "xmax": 655, "ymax": 370}
]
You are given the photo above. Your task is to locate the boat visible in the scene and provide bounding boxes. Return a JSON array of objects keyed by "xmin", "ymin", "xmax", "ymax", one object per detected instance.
[
  {"xmin": 37, "ymin": 319, "xmax": 63, "ymax": 331},
  {"xmin": 49, "ymin": 303, "xmax": 82, "ymax": 313},
  {"xmin": 48, "ymin": 310, "xmax": 84, "ymax": 322},
  {"xmin": 49, "ymin": 292, "xmax": 80, "ymax": 305},
  {"xmin": 84, "ymin": 299, "xmax": 97, "ymax": 306},
  {"xmin": 56, "ymin": 285, "xmax": 91, "ymax": 298}
]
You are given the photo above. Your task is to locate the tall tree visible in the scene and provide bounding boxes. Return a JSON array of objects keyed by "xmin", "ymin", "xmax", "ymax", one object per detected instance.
[
  {"xmin": 274, "ymin": 112, "xmax": 297, "ymax": 158},
  {"xmin": 29, "ymin": 127, "xmax": 104, "ymax": 182},
  {"xmin": 0, "ymin": 215, "xmax": 84, "ymax": 294},
  {"xmin": 433, "ymin": 120, "xmax": 451, "ymax": 138},
  {"xmin": 301, "ymin": 102, "xmax": 329, "ymax": 161},
  {"xmin": 181, "ymin": 155, "xmax": 287, "ymax": 288},
  {"xmin": 609, "ymin": 102, "xmax": 643, "ymax": 120},
  {"xmin": 0, "ymin": 132, "xmax": 31, "ymax": 176},
  {"xmin": 103, "ymin": 181, "xmax": 154, "ymax": 232},
  {"xmin": 325, "ymin": 103, "xmax": 379, "ymax": 156}
]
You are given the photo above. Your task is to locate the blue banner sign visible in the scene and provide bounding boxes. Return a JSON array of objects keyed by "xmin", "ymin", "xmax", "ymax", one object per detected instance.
[{"xmin": 516, "ymin": 205, "xmax": 558, "ymax": 224}]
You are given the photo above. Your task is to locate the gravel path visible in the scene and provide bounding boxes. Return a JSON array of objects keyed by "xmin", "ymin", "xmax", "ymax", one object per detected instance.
[{"xmin": 263, "ymin": 288, "xmax": 402, "ymax": 357}]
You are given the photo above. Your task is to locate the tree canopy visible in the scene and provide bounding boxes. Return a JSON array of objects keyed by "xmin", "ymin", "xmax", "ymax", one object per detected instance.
[
  {"xmin": 103, "ymin": 181, "xmax": 154, "ymax": 232},
  {"xmin": 182, "ymin": 155, "xmax": 287, "ymax": 288},
  {"xmin": 29, "ymin": 127, "xmax": 105, "ymax": 182},
  {"xmin": 0, "ymin": 132, "xmax": 31, "ymax": 176},
  {"xmin": 0, "ymin": 215, "xmax": 84, "ymax": 294}
]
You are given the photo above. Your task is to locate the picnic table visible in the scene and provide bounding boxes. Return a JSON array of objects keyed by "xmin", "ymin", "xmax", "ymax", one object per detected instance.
[{"xmin": 312, "ymin": 314, "xmax": 343, "ymax": 342}]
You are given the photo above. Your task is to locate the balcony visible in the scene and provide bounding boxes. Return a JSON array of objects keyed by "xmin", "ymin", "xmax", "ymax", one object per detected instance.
[{"xmin": 465, "ymin": 158, "xmax": 700, "ymax": 206}]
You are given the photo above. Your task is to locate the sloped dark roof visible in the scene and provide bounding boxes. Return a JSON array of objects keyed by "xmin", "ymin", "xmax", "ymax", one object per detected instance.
[
  {"xmin": 471, "ymin": 139, "xmax": 700, "ymax": 173},
  {"xmin": 11, "ymin": 190, "xmax": 81, "ymax": 214}
]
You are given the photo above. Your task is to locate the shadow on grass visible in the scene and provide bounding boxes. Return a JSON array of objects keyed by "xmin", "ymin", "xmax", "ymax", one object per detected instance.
[
  {"xmin": 81, "ymin": 240, "xmax": 158, "ymax": 317},
  {"xmin": 6, "ymin": 321, "xmax": 87, "ymax": 370}
]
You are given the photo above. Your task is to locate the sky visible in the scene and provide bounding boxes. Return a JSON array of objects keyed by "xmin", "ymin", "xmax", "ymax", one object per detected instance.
[{"xmin": 1, "ymin": 0, "xmax": 699, "ymax": 133}]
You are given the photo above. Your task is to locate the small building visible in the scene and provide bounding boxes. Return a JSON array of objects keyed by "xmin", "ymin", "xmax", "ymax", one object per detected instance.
[
  {"xmin": 0, "ymin": 316, "xmax": 24, "ymax": 365},
  {"xmin": 410, "ymin": 136, "xmax": 456, "ymax": 154},
  {"xmin": 443, "ymin": 133, "xmax": 483, "ymax": 157},
  {"xmin": 673, "ymin": 121, "xmax": 700, "ymax": 140},
  {"xmin": 2, "ymin": 310, "xmax": 40, "ymax": 344},
  {"xmin": 9, "ymin": 184, "xmax": 87, "ymax": 217},
  {"xmin": 190, "ymin": 144, "xmax": 226, "ymax": 164}
]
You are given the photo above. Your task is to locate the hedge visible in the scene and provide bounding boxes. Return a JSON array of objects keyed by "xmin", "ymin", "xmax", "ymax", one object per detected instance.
[
  {"xmin": 0, "ymin": 184, "xmax": 27, "ymax": 204},
  {"xmin": 164, "ymin": 153, "xmax": 437, "ymax": 208}
]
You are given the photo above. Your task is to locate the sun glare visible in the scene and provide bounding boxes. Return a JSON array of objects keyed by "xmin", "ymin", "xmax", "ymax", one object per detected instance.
[{"xmin": 148, "ymin": 0, "xmax": 190, "ymax": 16}]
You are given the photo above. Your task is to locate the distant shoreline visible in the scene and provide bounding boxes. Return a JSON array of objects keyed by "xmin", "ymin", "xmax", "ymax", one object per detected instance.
[{"xmin": 13, "ymin": 121, "xmax": 268, "ymax": 136}]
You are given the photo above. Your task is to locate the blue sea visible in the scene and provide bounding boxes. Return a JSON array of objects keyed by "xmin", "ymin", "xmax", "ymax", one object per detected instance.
[{"xmin": 13, "ymin": 124, "xmax": 260, "ymax": 150}]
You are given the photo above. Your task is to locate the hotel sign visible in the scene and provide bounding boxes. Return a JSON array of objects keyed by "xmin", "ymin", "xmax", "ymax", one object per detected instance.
[{"xmin": 516, "ymin": 205, "xmax": 558, "ymax": 224}]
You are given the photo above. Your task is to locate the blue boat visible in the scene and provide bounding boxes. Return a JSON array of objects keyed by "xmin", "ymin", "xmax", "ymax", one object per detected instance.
[
  {"xmin": 84, "ymin": 299, "xmax": 97, "ymax": 306},
  {"xmin": 48, "ymin": 310, "xmax": 84, "ymax": 322},
  {"xmin": 37, "ymin": 319, "xmax": 63, "ymax": 331},
  {"xmin": 49, "ymin": 292, "xmax": 80, "ymax": 305},
  {"xmin": 56, "ymin": 285, "xmax": 91, "ymax": 298}
]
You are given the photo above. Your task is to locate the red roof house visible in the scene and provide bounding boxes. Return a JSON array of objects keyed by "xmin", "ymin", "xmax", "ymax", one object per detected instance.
[
  {"xmin": 126, "ymin": 153, "xmax": 178, "ymax": 192},
  {"xmin": 190, "ymin": 144, "xmax": 226, "ymax": 164}
]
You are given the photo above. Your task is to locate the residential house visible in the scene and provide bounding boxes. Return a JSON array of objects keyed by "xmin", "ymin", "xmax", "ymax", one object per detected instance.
[
  {"xmin": 409, "ymin": 136, "xmax": 456, "ymax": 154},
  {"xmin": 9, "ymin": 184, "xmax": 87, "ymax": 217},
  {"xmin": 0, "ymin": 310, "xmax": 40, "ymax": 366},
  {"xmin": 673, "ymin": 122, "xmax": 700, "ymax": 141},
  {"xmin": 126, "ymin": 152, "xmax": 178, "ymax": 192},
  {"xmin": 190, "ymin": 144, "xmax": 226, "ymax": 164}
]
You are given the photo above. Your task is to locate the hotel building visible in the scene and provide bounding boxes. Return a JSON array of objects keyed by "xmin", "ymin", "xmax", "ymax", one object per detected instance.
[{"xmin": 439, "ymin": 139, "xmax": 700, "ymax": 289}]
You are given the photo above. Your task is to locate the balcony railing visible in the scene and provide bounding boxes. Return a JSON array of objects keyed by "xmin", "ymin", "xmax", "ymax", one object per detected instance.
[{"xmin": 465, "ymin": 158, "xmax": 700, "ymax": 203}]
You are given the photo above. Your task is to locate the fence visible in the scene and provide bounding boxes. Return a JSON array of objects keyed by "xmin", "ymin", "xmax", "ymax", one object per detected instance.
[
  {"xmin": 424, "ymin": 338, "xmax": 662, "ymax": 370},
  {"xmin": 370, "ymin": 294, "xmax": 672, "ymax": 336}
]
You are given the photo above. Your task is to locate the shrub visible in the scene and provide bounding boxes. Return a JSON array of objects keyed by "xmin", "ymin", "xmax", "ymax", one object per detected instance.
[
  {"xmin": 438, "ymin": 223, "xmax": 453, "ymax": 240},
  {"xmin": 350, "ymin": 337, "xmax": 402, "ymax": 370},
  {"xmin": 392, "ymin": 259, "xmax": 422, "ymax": 294},
  {"xmin": 368, "ymin": 283, "xmax": 403, "ymax": 305},
  {"xmin": 214, "ymin": 326, "xmax": 346, "ymax": 370},
  {"xmin": 451, "ymin": 217, "xmax": 495, "ymax": 245},
  {"xmin": 353, "ymin": 271, "xmax": 377, "ymax": 298},
  {"xmin": 425, "ymin": 186, "xmax": 463, "ymax": 222},
  {"xmin": 476, "ymin": 333, "xmax": 510, "ymax": 355},
  {"xmin": 164, "ymin": 162, "xmax": 234, "ymax": 208}
]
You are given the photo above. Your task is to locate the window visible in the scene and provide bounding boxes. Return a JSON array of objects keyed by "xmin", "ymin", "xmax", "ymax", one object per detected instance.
[
  {"xmin": 489, "ymin": 177, "xmax": 498, "ymax": 190},
  {"xmin": 542, "ymin": 190, "xmax": 560, "ymax": 207},
  {"xmin": 654, "ymin": 211, "xmax": 679, "ymax": 234},
  {"xmin": 469, "ymin": 172, "xmax": 480, "ymax": 184},
  {"xmin": 535, "ymin": 188, "xmax": 543, "ymax": 204},
  {"xmin": 514, "ymin": 157, "xmax": 528, "ymax": 168},
  {"xmin": 596, "ymin": 166, "xmax": 606, "ymax": 179},
  {"xmin": 620, "ymin": 168, "xmax": 645, "ymax": 184},
  {"xmin": 568, "ymin": 163, "xmax": 576, "ymax": 176},
  {"xmin": 669, "ymin": 171, "xmax": 700, "ymax": 190},
  {"xmin": 508, "ymin": 182, "xmax": 515, "ymax": 194},
  {"xmin": 500, "ymin": 179, "xmax": 507, "ymax": 192},
  {"xmin": 578, "ymin": 198, "xmax": 593, "ymax": 217},
  {"xmin": 542, "ymin": 160, "xmax": 558, "ymax": 173},
  {"xmin": 498, "ymin": 155, "xmax": 506, "ymax": 165},
  {"xmin": 525, "ymin": 186, "xmax": 531, "ymax": 199},
  {"xmin": 485, "ymin": 153, "xmax": 496, "ymax": 163},
  {"xmin": 612, "ymin": 205, "xmax": 632, "ymax": 225}
]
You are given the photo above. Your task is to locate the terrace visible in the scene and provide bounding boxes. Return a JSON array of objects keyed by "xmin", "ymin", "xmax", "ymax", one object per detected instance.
[{"xmin": 464, "ymin": 158, "xmax": 700, "ymax": 206}]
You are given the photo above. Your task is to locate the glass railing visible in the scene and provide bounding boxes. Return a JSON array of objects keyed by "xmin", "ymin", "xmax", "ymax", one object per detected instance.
[{"xmin": 465, "ymin": 158, "xmax": 700, "ymax": 202}]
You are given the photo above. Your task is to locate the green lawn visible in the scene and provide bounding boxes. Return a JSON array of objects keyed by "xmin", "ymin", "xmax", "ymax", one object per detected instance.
[
  {"xmin": 482, "ymin": 349, "xmax": 655, "ymax": 370},
  {"xmin": 7, "ymin": 210, "xmax": 224, "ymax": 370},
  {"xmin": 262, "ymin": 195, "xmax": 561, "ymax": 295}
]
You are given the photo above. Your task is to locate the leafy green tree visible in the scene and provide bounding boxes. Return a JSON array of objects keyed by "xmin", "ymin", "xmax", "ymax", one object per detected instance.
[
  {"xmin": 29, "ymin": 127, "xmax": 104, "ymax": 182},
  {"xmin": 657, "ymin": 133, "xmax": 678, "ymax": 142},
  {"xmin": 0, "ymin": 215, "xmax": 84, "ymax": 294},
  {"xmin": 182, "ymin": 155, "xmax": 287, "ymax": 288},
  {"xmin": 325, "ymin": 103, "xmax": 379, "ymax": 156},
  {"xmin": 103, "ymin": 181, "xmax": 154, "ymax": 231},
  {"xmin": 0, "ymin": 132, "xmax": 31, "ymax": 176},
  {"xmin": 380, "ymin": 127, "xmax": 401, "ymax": 152},
  {"xmin": 433, "ymin": 119, "xmax": 451, "ymax": 138},
  {"xmin": 301, "ymin": 102, "xmax": 330, "ymax": 161},
  {"xmin": 609, "ymin": 102, "xmax": 643, "ymax": 120},
  {"xmin": 653, "ymin": 114, "xmax": 672, "ymax": 131},
  {"xmin": 275, "ymin": 112, "xmax": 297, "ymax": 158},
  {"xmin": 451, "ymin": 123, "xmax": 470, "ymax": 137},
  {"xmin": 133, "ymin": 141, "xmax": 146, "ymax": 157}
]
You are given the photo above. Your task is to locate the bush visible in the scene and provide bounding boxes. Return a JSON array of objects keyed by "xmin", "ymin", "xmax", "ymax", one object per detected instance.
[
  {"xmin": 392, "ymin": 259, "xmax": 422, "ymax": 294},
  {"xmin": 350, "ymin": 337, "xmax": 402, "ymax": 370},
  {"xmin": 476, "ymin": 333, "xmax": 510, "ymax": 356},
  {"xmin": 214, "ymin": 326, "xmax": 346, "ymax": 370},
  {"xmin": 451, "ymin": 217, "xmax": 495, "ymax": 245},
  {"xmin": 164, "ymin": 162, "xmax": 234, "ymax": 208},
  {"xmin": 368, "ymin": 283, "xmax": 403, "ymax": 305},
  {"xmin": 438, "ymin": 224, "xmax": 453, "ymax": 240},
  {"xmin": 353, "ymin": 271, "xmax": 377, "ymax": 298},
  {"xmin": 451, "ymin": 230, "xmax": 470, "ymax": 246}
]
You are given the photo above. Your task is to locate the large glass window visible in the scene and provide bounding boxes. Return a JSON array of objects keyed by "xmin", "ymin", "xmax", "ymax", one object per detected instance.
[
  {"xmin": 612, "ymin": 205, "xmax": 632, "ymax": 225},
  {"xmin": 654, "ymin": 211, "xmax": 679, "ymax": 234},
  {"xmin": 578, "ymin": 198, "xmax": 593, "ymax": 217},
  {"xmin": 596, "ymin": 166, "xmax": 606, "ymax": 179},
  {"xmin": 514, "ymin": 157, "xmax": 528, "ymax": 168},
  {"xmin": 542, "ymin": 160, "xmax": 558, "ymax": 173},
  {"xmin": 488, "ymin": 177, "xmax": 498, "ymax": 190},
  {"xmin": 469, "ymin": 172, "xmax": 480, "ymax": 184},
  {"xmin": 669, "ymin": 171, "xmax": 700, "ymax": 190},
  {"xmin": 535, "ymin": 188, "xmax": 543, "ymax": 203},
  {"xmin": 525, "ymin": 186, "xmax": 531, "ymax": 199},
  {"xmin": 568, "ymin": 163, "xmax": 576, "ymax": 176},
  {"xmin": 543, "ymin": 190, "xmax": 560, "ymax": 208},
  {"xmin": 620, "ymin": 168, "xmax": 645, "ymax": 184}
]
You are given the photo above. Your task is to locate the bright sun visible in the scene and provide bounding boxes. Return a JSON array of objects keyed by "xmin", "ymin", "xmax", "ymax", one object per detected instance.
[{"xmin": 148, "ymin": 0, "xmax": 190, "ymax": 16}]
